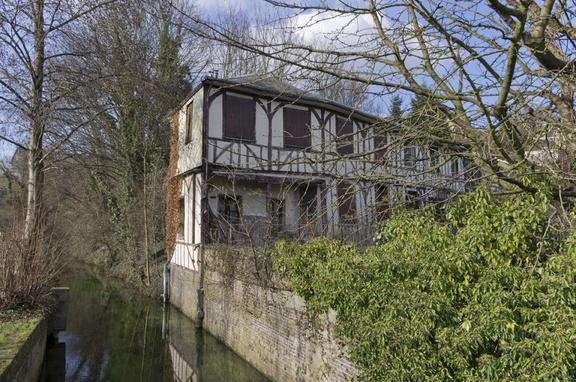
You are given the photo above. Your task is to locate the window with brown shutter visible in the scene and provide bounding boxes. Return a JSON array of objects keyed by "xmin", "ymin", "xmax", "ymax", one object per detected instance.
[
  {"xmin": 336, "ymin": 116, "xmax": 354, "ymax": 155},
  {"xmin": 223, "ymin": 93, "xmax": 256, "ymax": 141},
  {"xmin": 374, "ymin": 128, "xmax": 387, "ymax": 160},
  {"xmin": 284, "ymin": 107, "xmax": 311, "ymax": 148}
]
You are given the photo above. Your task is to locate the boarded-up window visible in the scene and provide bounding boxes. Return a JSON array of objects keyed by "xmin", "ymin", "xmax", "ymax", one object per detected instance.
[
  {"xmin": 338, "ymin": 182, "xmax": 357, "ymax": 223},
  {"xmin": 185, "ymin": 102, "xmax": 194, "ymax": 144},
  {"xmin": 284, "ymin": 107, "xmax": 311, "ymax": 148},
  {"xmin": 223, "ymin": 94, "xmax": 256, "ymax": 141},
  {"xmin": 336, "ymin": 117, "xmax": 354, "ymax": 155}
]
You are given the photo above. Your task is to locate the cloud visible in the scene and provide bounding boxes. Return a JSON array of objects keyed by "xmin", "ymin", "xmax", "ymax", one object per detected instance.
[
  {"xmin": 195, "ymin": 0, "xmax": 248, "ymax": 12},
  {"xmin": 291, "ymin": 10, "xmax": 384, "ymax": 50}
]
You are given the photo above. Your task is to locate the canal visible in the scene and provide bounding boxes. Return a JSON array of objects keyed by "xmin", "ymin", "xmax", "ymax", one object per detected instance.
[{"xmin": 39, "ymin": 265, "xmax": 270, "ymax": 382}]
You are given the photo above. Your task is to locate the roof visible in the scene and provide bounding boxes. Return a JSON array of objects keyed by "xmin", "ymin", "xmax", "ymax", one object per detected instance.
[{"xmin": 192, "ymin": 75, "xmax": 382, "ymax": 124}]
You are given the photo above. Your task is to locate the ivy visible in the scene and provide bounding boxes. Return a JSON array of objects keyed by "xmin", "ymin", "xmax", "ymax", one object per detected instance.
[{"xmin": 274, "ymin": 187, "xmax": 576, "ymax": 381}]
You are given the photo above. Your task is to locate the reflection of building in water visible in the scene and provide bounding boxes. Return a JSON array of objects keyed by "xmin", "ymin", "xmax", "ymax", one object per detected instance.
[
  {"xmin": 168, "ymin": 343, "xmax": 197, "ymax": 382},
  {"xmin": 164, "ymin": 304, "xmax": 201, "ymax": 382},
  {"xmin": 163, "ymin": 304, "xmax": 270, "ymax": 382}
]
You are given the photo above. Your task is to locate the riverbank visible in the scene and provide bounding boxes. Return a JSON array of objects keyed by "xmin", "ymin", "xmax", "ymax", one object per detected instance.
[{"xmin": 0, "ymin": 310, "xmax": 46, "ymax": 382}]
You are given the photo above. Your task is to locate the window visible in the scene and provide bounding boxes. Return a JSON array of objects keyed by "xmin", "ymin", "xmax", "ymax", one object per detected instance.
[
  {"xmin": 336, "ymin": 117, "xmax": 354, "ymax": 155},
  {"xmin": 223, "ymin": 94, "xmax": 256, "ymax": 141},
  {"xmin": 375, "ymin": 184, "xmax": 390, "ymax": 220},
  {"xmin": 218, "ymin": 195, "xmax": 242, "ymax": 242},
  {"xmin": 269, "ymin": 198, "xmax": 284, "ymax": 236},
  {"xmin": 404, "ymin": 146, "xmax": 416, "ymax": 168},
  {"xmin": 337, "ymin": 182, "xmax": 357, "ymax": 223},
  {"xmin": 451, "ymin": 158, "xmax": 460, "ymax": 176},
  {"xmin": 429, "ymin": 146, "xmax": 440, "ymax": 172},
  {"xmin": 185, "ymin": 102, "xmax": 194, "ymax": 145},
  {"xmin": 284, "ymin": 107, "xmax": 311, "ymax": 148},
  {"xmin": 405, "ymin": 189, "xmax": 420, "ymax": 209},
  {"xmin": 373, "ymin": 129, "xmax": 387, "ymax": 160},
  {"xmin": 177, "ymin": 197, "xmax": 185, "ymax": 240},
  {"xmin": 299, "ymin": 185, "xmax": 318, "ymax": 236}
]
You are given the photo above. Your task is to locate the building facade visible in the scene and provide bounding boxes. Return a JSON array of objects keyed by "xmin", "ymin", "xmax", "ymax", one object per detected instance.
[{"xmin": 168, "ymin": 75, "xmax": 468, "ymax": 272}]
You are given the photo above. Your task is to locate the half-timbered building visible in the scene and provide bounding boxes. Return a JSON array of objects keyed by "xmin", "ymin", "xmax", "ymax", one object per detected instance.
[{"xmin": 168, "ymin": 75, "xmax": 468, "ymax": 272}]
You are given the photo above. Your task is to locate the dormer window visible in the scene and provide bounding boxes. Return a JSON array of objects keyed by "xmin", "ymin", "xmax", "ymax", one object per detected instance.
[{"xmin": 223, "ymin": 93, "xmax": 256, "ymax": 141}]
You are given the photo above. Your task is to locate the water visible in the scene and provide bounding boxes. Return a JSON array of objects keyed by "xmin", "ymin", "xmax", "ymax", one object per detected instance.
[{"xmin": 40, "ymin": 265, "xmax": 270, "ymax": 382}]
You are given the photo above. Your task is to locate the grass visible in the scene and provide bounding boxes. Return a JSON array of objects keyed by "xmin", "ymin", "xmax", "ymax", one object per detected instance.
[{"xmin": 0, "ymin": 308, "xmax": 43, "ymax": 374}]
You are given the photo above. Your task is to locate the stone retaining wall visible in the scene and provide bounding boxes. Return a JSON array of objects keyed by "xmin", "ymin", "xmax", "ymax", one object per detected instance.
[{"xmin": 169, "ymin": 246, "xmax": 357, "ymax": 382}]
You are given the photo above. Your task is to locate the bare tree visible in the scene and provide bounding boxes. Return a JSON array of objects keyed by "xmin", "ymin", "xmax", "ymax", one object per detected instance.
[
  {"xmin": 177, "ymin": 0, "xmax": 576, "ymax": 200},
  {"xmin": 0, "ymin": 0, "xmax": 118, "ymax": 249}
]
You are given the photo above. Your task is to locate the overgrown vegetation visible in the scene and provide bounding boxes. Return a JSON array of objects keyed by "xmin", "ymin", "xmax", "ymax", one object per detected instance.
[
  {"xmin": 0, "ymin": 227, "xmax": 63, "ymax": 313},
  {"xmin": 274, "ymin": 187, "xmax": 576, "ymax": 381}
]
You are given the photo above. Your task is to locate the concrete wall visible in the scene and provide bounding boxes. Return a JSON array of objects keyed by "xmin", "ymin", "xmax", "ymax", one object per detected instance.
[
  {"xmin": 0, "ymin": 318, "xmax": 46, "ymax": 382},
  {"xmin": 169, "ymin": 246, "xmax": 357, "ymax": 382}
]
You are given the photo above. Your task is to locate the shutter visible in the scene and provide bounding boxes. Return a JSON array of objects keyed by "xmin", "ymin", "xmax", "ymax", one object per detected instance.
[
  {"xmin": 336, "ymin": 117, "xmax": 354, "ymax": 155},
  {"xmin": 284, "ymin": 107, "xmax": 311, "ymax": 148},
  {"xmin": 224, "ymin": 94, "xmax": 256, "ymax": 141}
]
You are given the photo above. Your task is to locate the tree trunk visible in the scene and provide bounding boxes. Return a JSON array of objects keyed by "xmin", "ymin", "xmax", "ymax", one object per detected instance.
[{"xmin": 24, "ymin": 0, "xmax": 46, "ymax": 247}]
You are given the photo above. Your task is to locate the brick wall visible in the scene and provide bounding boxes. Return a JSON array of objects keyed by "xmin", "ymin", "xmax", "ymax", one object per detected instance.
[{"xmin": 169, "ymin": 246, "xmax": 357, "ymax": 382}]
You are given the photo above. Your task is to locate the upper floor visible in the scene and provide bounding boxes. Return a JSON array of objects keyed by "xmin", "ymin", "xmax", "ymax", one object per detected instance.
[{"xmin": 173, "ymin": 76, "xmax": 469, "ymax": 191}]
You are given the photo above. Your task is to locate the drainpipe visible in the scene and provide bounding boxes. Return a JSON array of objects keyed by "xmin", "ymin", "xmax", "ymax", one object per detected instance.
[
  {"xmin": 196, "ymin": 82, "xmax": 210, "ymax": 329},
  {"xmin": 195, "ymin": 287, "xmax": 204, "ymax": 329}
]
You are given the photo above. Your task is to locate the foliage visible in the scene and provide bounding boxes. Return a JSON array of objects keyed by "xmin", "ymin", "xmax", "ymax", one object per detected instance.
[{"xmin": 274, "ymin": 187, "xmax": 576, "ymax": 381}]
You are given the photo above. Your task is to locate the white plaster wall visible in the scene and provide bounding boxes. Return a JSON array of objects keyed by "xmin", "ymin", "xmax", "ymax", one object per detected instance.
[{"xmin": 178, "ymin": 91, "xmax": 204, "ymax": 173}]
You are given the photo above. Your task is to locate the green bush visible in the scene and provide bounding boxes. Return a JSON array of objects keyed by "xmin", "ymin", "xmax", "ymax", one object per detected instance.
[{"xmin": 274, "ymin": 187, "xmax": 576, "ymax": 381}]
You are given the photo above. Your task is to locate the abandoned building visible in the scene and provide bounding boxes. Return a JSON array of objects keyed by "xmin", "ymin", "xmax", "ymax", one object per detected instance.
[{"xmin": 167, "ymin": 75, "xmax": 471, "ymax": 271}]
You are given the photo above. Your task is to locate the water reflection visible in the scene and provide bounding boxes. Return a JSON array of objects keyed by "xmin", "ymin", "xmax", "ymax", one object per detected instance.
[{"xmin": 40, "ymin": 266, "xmax": 269, "ymax": 382}]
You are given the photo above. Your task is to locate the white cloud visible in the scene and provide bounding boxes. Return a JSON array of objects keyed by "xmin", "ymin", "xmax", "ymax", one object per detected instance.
[
  {"xmin": 195, "ymin": 0, "xmax": 249, "ymax": 12},
  {"xmin": 291, "ymin": 9, "xmax": 388, "ymax": 50}
]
